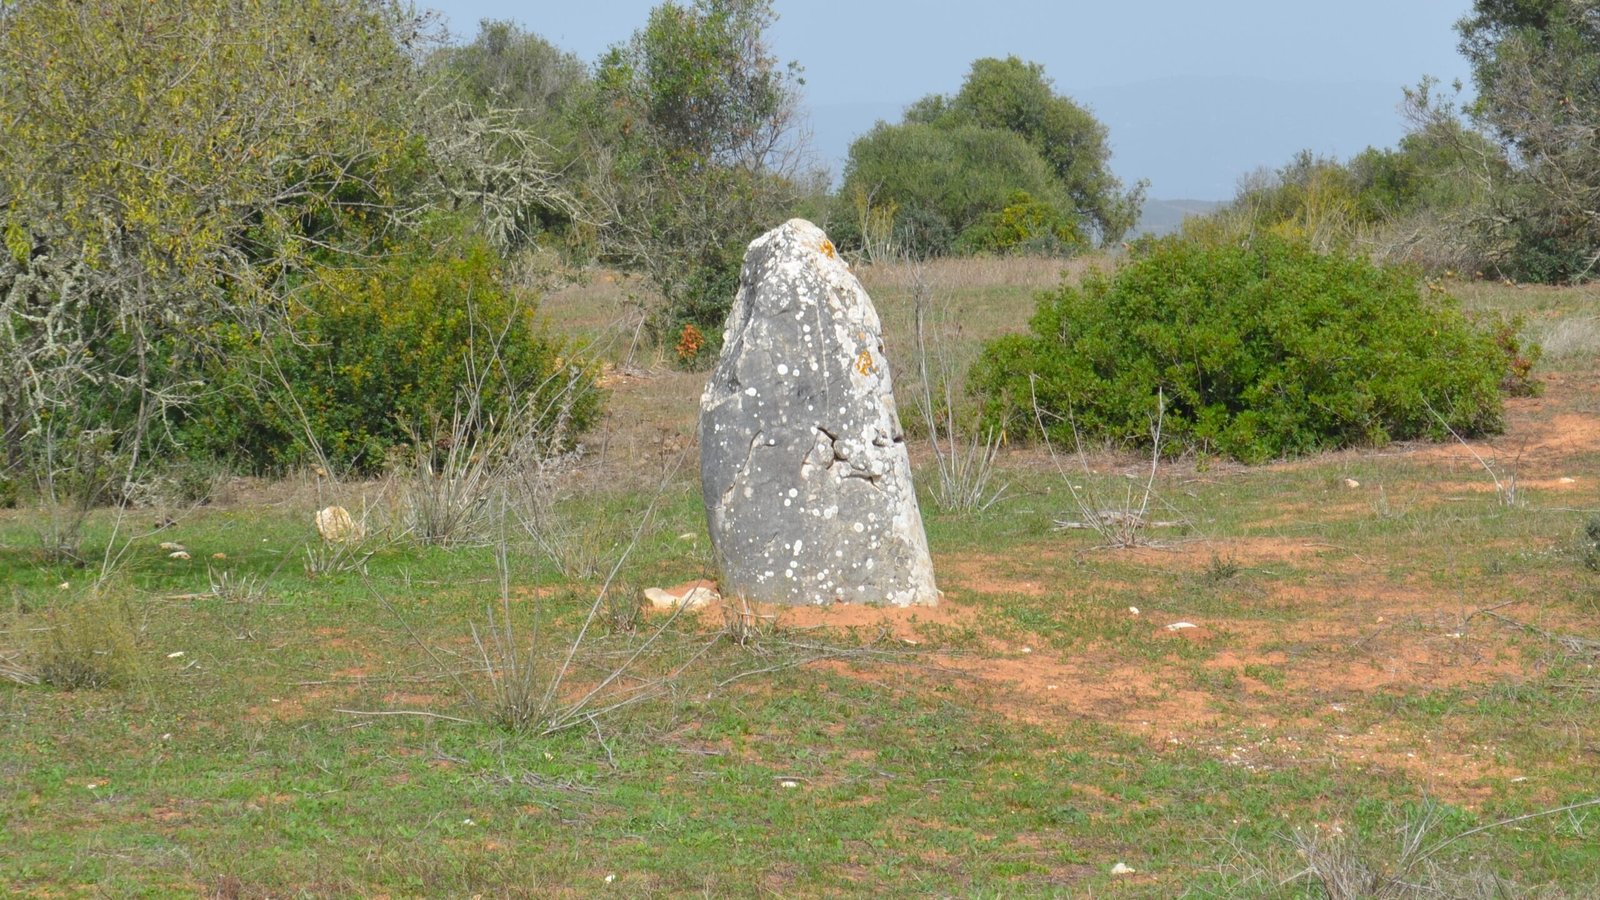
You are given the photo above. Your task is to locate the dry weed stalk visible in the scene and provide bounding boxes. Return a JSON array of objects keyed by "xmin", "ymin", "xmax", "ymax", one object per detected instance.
[
  {"xmin": 1427, "ymin": 402, "xmax": 1525, "ymax": 507},
  {"xmin": 1256, "ymin": 796, "xmax": 1600, "ymax": 899},
  {"xmin": 1030, "ymin": 376, "xmax": 1179, "ymax": 547},
  {"xmin": 372, "ymin": 451, "xmax": 718, "ymax": 735},
  {"xmin": 0, "ymin": 649, "xmax": 38, "ymax": 686},
  {"xmin": 397, "ymin": 295, "xmax": 593, "ymax": 549},
  {"xmin": 720, "ymin": 595, "xmax": 778, "ymax": 647},
  {"xmin": 908, "ymin": 260, "xmax": 1008, "ymax": 514}
]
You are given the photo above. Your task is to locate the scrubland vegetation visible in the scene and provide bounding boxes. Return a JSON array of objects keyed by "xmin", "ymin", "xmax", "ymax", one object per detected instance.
[{"xmin": 3, "ymin": 0, "xmax": 1600, "ymax": 895}]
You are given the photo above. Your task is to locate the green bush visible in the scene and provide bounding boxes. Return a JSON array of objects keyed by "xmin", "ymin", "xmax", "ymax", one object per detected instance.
[
  {"xmin": 955, "ymin": 191, "xmax": 1085, "ymax": 256},
  {"xmin": 197, "ymin": 241, "xmax": 601, "ymax": 474},
  {"xmin": 971, "ymin": 236, "xmax": 1529, "ymax": 463}
]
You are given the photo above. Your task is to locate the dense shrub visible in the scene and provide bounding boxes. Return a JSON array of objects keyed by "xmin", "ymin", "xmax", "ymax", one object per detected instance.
[
  {"xmin": 955, "ymin": 191, "xmax": 1085, "ymax": 256},
  {"xmin": 971, "ymin": 236, "xmax": 1532, "ymax": 463},
  {"xmin": 196, "ymin": 242, "xmax": 600, "ymax": 474}
]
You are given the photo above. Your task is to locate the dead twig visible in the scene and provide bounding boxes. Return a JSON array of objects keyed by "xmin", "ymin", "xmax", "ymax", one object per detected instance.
[{"xmin": 333, "ymin": 708, "xmax": 477, "ymax": 724}]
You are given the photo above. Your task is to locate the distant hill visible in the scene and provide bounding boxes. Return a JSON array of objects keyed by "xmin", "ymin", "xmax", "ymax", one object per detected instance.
[{"xmin": 1134, "ymin": 198, "xmax": 1223, "ymax": 237}]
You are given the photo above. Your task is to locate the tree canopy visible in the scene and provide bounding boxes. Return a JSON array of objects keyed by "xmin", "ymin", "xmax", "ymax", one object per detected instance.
[
  {"xmin": 840, "ymin": 56, "xmax": 1143, "ymax": 258},
  {"xmin": 1457, "ymin": 0, "xmax": 1600, "ymax": 280},
  {"xmin": 586, "ymin": 0, "xmax": 808, "ymax": 340}
]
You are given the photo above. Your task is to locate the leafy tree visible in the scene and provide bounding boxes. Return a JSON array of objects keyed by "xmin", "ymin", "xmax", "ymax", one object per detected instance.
[
  {"xmin": 841, "ymin": 122, "xmax": 1073, "ymax": 257},
  {"xmin": 1457, "ymin": 0, "xmax": 1600, "ymax": 280},
  {"xmin": 425, "ymin": 21, "xmax": 591, "ymax": 248},
  {"xmin": 0, "ymin": 0, "xmax": 581, "ymax": 517},
  {"xmin": 945, "ymin": 57, "xmax": 1144, "ymax": 243},
  {"xmin": 0, "ymin": 0, "xmax": 433, "ymax": 512},
  {"xmin": 1185, "ymin": 87, "xmax": 1508, "ymax": 272},
  {"xmin": 585, "ymin": 0, "xmax": 808, "ymax": 339},
  {"xmin": 430, "ymin": 19, "xmax": 589, "ymax": 130},
  {"xmin": 839, "ymin": 56, "xmax": 1142, "ymax": 258}
]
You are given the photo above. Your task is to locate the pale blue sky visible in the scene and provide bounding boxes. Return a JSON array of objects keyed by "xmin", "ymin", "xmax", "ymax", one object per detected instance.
[{"xmin": 421, "ymin": 1, "xmax": 1479, "ymax": 199}]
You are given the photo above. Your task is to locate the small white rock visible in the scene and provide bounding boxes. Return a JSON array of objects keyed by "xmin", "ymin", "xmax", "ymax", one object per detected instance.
[
  {"xmin": 1559, "ymin": 476, "xmax": 1577, "ymax": 484},
  {"xmin": 677, "ymin": 532, "xmax": 698, "ymax": 541},
  {"xmin": 779, "ymin": 780, "xmax": 799, "ymax": 789},
  {"xmin": 1165, "ymin": 621, "xmax": 1198, "ymax": 631},
  {"xmin": 314, "ymin": 505, "xmax": 362, "ymax": 543},
  {"xmin": 1021, "ymin": 646, "xmax": 1033, "ymax": 654},
  {"xmin": 1128, "ymin": 606, "xmax": 1140, "ymax": 616},
  {"xmin": 167, "ymin": 651, "xmax": 185, "ymax": 658},
  {"xmin": 168, "ymin": 551, "xmax": 191, "ymax": 560},
  {"xmin": 1110, "ymin": 862, "xmax": 1136, "ymax": 875},
  {"xmin": 1342, "ymin": 478, "xmax": 1361, "ymax": 489},
  {"xmin": 159, "ymin": 541, "xmax": 185, "ymax": 552},
  {"xmin": 643, "ymin": 585, "xmax": 719, "ymax": 611},
  {"xmin": 58, "ymin": 581, "xmax": 70, "ymax": 590},
  {"xmin": 604, "ymin": 873, "xmax": 616, "ymax": 884}
]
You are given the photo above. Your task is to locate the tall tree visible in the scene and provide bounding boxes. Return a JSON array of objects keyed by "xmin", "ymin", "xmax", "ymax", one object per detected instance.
[
  {"xmin": 585, "ymin": 0, "xmax": 809, "ymax": 338},
  {"xmin": 947, "ymin": 57, "xmax": 1144, "ymax": 243},
  {"xmin": 840, "ymin": 56, "xmax": 1143, "ymax": 259},
  {"xmin": 1458, "ymin": 0, "xmax": 1600, "ymax": 279}
]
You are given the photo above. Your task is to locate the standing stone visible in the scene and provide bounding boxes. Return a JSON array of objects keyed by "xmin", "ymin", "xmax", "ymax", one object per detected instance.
[{"xmin": 699, "ymin": 219, "xmax": 938, "ymax": 606}]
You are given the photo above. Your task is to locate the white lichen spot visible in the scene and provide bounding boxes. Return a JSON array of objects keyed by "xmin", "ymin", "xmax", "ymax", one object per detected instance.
[
  {"xmin": 777, "ymin": 363, "xmax": 789, "ymax": 376},
  {"xmin": 744, "ymin": 387, "xmax": 758, "ymax": 396},
  {"xmin": 853, "ymin": 522, "xmax": 865, "ymax": 533}
]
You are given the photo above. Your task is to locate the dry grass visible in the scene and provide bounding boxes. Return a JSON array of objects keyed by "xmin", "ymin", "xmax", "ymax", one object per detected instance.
[{"xmin": 1534, "ymin": 315, "xmax": 1600, "ymax": 361}]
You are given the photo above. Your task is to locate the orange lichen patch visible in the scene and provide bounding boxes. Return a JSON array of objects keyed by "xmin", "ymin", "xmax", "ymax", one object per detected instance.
[
  {"xmin": 854, "ymin": 348, "xmax": 877, "ymax": 376},
  {"xmin": 820, "ymin": 239, "xmax": 835, "ymax": 258}
]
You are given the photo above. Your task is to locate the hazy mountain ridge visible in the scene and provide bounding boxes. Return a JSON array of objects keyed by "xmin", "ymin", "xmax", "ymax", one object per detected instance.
[{"xmin": 1134, "ymin": 198, "xmax": 1224, "ymax": 237}]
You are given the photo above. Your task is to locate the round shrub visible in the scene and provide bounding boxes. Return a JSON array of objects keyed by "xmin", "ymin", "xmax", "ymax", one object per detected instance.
[
  {"xmin": 198, "ymin": 241, "xmax": 600, "ymax": 474},
  {"xmin": 971, "ymin": 236, "xmax": 1531, "ymax": 463}
]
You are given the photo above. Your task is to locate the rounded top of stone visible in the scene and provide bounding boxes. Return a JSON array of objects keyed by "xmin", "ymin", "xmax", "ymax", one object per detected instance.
[{"xmin": 751, "ymin": 218, "xmax": 841, "ymax": 263}]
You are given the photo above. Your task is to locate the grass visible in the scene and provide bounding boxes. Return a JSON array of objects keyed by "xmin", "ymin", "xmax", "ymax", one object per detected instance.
[{"xmin": 2, "ymin": 256, "xmax": 1599, "ymax": 895}]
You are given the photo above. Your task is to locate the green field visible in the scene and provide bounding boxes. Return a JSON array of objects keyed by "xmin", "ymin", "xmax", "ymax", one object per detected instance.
[{"xmin": 3, "ymin": 260, "xmax": 1598, "ymax": 896}]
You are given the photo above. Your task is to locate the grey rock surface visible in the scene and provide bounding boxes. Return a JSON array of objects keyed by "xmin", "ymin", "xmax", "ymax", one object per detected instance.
[{"xmin": 699, "ymin": 219, "xmax": 938, "ymax": 606}]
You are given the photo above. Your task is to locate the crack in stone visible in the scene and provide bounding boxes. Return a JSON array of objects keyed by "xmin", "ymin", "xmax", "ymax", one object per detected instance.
[{"xmin": 720, "ymin": 428, "xmax": 763, "ymax": 511}]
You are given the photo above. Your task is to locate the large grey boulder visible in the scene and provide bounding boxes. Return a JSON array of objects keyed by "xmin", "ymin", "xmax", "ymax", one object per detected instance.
[{"xmin": 699, "ymin": 219, "xmax": 938, "ymax": 607}]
